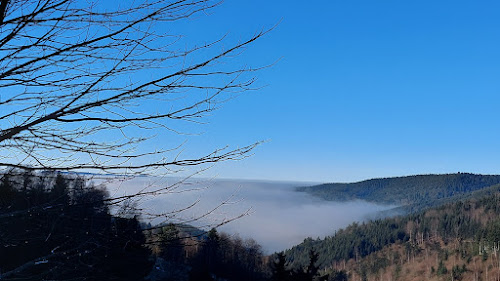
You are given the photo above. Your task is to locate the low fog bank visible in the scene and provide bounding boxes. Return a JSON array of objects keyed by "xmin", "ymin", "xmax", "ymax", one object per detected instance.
[{"xmin": 102, "ymin": 177, "xmax": 395, "ymax": 253}]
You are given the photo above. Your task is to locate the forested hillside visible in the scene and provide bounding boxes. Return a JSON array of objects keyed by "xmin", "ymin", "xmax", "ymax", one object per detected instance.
[
  {"xmin": 297, "ymin": 173, "xmax": 500, "ymax": 212},
  {"xmin": 286, "ymin": 185, "xmax": 500, "ymax": 280}
]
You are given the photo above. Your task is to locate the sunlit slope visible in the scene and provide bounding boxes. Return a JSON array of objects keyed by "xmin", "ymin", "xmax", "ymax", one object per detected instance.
[{"xmin": 287, "ymin": 183, "xmax": 500, "ymax": 281}]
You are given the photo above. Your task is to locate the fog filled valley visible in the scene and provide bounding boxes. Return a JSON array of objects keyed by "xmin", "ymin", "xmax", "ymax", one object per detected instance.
[
  {"xmin": 105, "ymin": 177, "xmax": 395, "ymax": 253},
  {"xmin": 5, "ymin": 172, "xmax": 500, "ymax": 280},
  {"xmin": 10, "ymin": 172, "xmax": 500, "ymax": 281}
]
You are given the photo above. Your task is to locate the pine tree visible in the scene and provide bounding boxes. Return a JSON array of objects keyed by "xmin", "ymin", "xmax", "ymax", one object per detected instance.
[
  {"xmin": 271, "ymin": 252, "xmax": 290, "ymax": 281},
  {"xmin": 305, "ymin": 250, "xmax": 320, "ymax": 279},
  {"xmin": 159, "ymin": 223, "xmax": 184, "ymax": 263}
]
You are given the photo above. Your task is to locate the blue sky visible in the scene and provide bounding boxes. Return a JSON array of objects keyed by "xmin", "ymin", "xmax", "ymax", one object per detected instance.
[{"xmin": 156, "ymin": 0, "xmax": 500, "ymax": 182}]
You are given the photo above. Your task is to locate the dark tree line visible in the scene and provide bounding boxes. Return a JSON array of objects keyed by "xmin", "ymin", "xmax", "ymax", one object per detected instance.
[
  {"xmin": 0, "ymin": 170, "xmax": 152, "ymax": 280},
  {"xmin": 152, "ymin": 226, "xmax": 268, "ymax": 281},
  {"xmin": 269, "ymin": 250, "xmax": 347, "ymax": 281}
]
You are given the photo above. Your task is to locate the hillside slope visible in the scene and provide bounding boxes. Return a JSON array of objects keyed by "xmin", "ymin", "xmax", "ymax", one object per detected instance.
[{"xmin": 286, "ymin": 184, "xmax": 500, "ymax": 280}]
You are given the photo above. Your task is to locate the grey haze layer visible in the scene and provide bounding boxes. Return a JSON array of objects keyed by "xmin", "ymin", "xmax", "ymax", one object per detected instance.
[{"xmin": 103, "ymin": 177, "xmax": 393, "ymax": 253}]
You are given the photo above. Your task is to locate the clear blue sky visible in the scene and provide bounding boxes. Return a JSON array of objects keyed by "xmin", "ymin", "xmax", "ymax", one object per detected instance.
[{"xmin": 162, "ymin": 0, "xmax": 500, "ymax": 183}]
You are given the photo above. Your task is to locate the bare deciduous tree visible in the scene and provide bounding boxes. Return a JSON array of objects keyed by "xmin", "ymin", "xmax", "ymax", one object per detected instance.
[
  {"xmin": 0, "ymin": 0, "xmax": 269, "ymax": 279},
  {"xmin": 0, "ymin": 0, "xmax": 266, "ymax": 176}
]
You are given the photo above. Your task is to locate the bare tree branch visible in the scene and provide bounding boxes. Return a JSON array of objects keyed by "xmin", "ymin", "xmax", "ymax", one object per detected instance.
[
  {"xmin": 0, "ymin": 0, "xmax": 269, "ymax": 176},
  {"xmin": 0, "ymin": 1, "xmax": 271, "ymax": 278}
]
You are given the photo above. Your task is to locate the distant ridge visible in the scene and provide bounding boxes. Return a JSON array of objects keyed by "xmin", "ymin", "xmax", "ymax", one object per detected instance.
[{"xmin": 297, "ymin": 173, "xmax": 500, "ymax": 212}]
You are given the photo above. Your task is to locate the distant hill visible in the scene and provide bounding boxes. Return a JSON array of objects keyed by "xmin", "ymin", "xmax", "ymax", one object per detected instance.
[
  {"xmin": 286, "ymin": 182, "xmax": 500, "ymax": 281},
  {"xmin": 296, "ymin": 173, "xmax": 500, "ymax": 211}
]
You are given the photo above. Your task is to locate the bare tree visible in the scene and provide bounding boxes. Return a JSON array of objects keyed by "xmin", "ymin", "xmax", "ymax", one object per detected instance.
[
  {"xmin": 0, "ymin": 0, "xmax": 269, "ymax": 279},
  {"xmin": 0, "ymin": 0, "xmax": 266, "ymax": 176}
]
